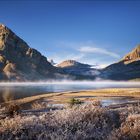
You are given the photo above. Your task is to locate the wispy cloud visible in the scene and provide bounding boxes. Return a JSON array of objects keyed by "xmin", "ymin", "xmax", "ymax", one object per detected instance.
[
  {"xmin": 67, "ymin": 53, "xmax": 85, "ymax": 61},
  {"xmin": 79, "ymin": 46, "xmax": 120, "ymax": 58},
  {"xmin": 46, "ymin": 41, "xmax": 121, "ymax": 68}
]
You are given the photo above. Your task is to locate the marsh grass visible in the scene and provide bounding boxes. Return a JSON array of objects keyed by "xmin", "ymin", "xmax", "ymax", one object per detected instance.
[
  {"xmin": 3, "ymin": 103, "xmax": 21, "ymax": 117},
  {"xmin": 31, "ymin": 101, "xmax": 47, "ymax": 110},
  {"xmin": 0, "ymin": 103, "xmax": 140, "ymax": 140}
]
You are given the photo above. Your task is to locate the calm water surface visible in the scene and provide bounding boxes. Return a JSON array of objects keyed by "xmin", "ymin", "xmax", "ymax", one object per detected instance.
[{"xmin": 0, "ymin": 81, "xmax": 140, "ymax": 103}]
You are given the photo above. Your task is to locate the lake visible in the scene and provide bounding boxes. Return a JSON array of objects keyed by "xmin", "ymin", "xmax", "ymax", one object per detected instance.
[{"xmin": 0, "ymin": 81, "xmax": 140, "ymax": 103}]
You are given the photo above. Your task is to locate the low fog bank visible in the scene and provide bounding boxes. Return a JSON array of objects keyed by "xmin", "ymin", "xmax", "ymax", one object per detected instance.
[
  {"xmin": 0, "ymin": 80, "xmax": 140, "ymax": 103},
  {"xmin": 0, "ymin": 80, "xmax": 140, "ymax": 87}
]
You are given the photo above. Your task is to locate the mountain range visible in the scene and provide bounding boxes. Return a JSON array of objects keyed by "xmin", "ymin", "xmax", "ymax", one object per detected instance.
[
  {"xmin": 0, "ymin": 24, "xmax": 140, "ymax": 81},
  {"xmin": 56, "ymin": 60, "xmax": 100, "ymax": 79}
]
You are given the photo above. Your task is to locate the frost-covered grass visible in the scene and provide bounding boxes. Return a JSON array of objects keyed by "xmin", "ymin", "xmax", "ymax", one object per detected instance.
[{"xmin": 0, "ymin": 103, "xmax": 140, "ymax": 140}]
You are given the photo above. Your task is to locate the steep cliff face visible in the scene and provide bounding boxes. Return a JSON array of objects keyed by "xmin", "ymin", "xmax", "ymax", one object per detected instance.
[
  {"xmin": 101, "ymin": 45, "xmax": 140, "ymax": 80},
  {"xmin": 0, "ymin": 24, "xmax": 59, "ymax": 81}
]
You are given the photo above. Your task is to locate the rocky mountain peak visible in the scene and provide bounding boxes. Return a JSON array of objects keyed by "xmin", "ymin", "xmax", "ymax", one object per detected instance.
[
  {"xmin": 0, "ymin": 24, "xmax": 11, "ymax": 34},
  {"xmin": 0, "ymin": 24, "xmax": 5, "ymax": 28},
  {"xmin": 101, "ymin": 44, "xmax": 140, "ymax": 80},
  {"xmin": 57, "ymin": 60, "xmax": 76, "ymax": 68},
  {"xmin": 57, "ymin": 60, "xmax": 91, "ymax": 68},
  {"xmin": 123, "ymin": 44, "xmax": 140, "ymax": 63},
  {"xmin": 0, "ymin": 24, "xmax": 58, "ymax": 81}
]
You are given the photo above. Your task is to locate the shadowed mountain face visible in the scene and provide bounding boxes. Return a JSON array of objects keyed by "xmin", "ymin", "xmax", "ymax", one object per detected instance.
[
  {"xmin": 101, "ymin": 45, "xmax": 140, "ymax": 80},
  {"xmin": 0, "ymin": 24, "xmax": 63, "ymax": 81}
]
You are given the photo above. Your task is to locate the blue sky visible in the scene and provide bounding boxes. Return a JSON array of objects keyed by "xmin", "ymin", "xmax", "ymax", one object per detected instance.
[{"xmin": 0, "ymin": 0, "xmax": 140, "ymax": 67}]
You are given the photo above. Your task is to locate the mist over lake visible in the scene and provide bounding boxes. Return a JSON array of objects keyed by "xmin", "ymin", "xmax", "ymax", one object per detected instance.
[{"xmin": 0, "ymin": 81, "xmax": 140, "ymax": 103}]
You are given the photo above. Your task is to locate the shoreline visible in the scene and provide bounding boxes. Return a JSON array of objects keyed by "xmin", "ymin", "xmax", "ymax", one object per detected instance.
[
  {"xmin": 1, "ymin": 88, "xmax": 140, "ymax": 140},
  {"xmin": 1, "ymin": 88, "xmax": 140, "ymax": 109}
]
